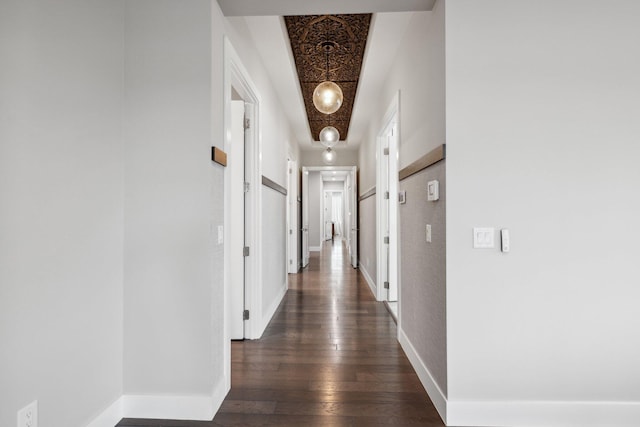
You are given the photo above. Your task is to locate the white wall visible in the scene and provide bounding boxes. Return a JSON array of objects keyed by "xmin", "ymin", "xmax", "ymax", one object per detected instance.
[
  {"xmin": 262, "ymin": 188, "xmax": 287, "ymax": 319},
  {"xmin": 359, "ymin": 9, "xmax": 445, "ymax": 190},
  {"xmin": 224, "ymin": 16, "xmax": 295, "ymax": 335},
  {"xmin": 0, "ymin": 0, "xmax": 125, "ymax": 425},
  {"xmin": 225, "ymin": 17, "xmax": 295, "ymax": 187},
  {"xmin": 323, "ymin": 182, "xmax": 344, "ymax": 191},
  {"xmin": 123, "ymin": 0, "xmax": 223, "ymax": 403},
  {"xmin": 301, "ymin": 148, "xmax": 359, "ymax": 167},
  {"xmin": 356, "ymin": 4, "xmax": 447, "ymax": 414},
  {"xmin": 446, "ymin": 1, "xmax": 640, "ymax": 425},
  {"xmin": 358, "ymin": 195, "xmax": 377, "ymax": 287},
  {"xmin": 1, "ymin": 0, "xmax": 300, "ymax": 424}
]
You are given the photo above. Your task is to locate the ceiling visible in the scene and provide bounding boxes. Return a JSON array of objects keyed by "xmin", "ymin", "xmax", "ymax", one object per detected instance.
[
  {"xmin": 223, "ymin": 1, "xmax": 435, "ymax": 151},
  {"xmin": 284, "ymin": 14, "xmax": 371, "ymax": 143}
]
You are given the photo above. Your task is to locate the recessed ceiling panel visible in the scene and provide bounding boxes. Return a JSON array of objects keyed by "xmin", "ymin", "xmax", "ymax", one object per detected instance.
[{"xmin": 284, "ymin": 14, "xmax": 372, "ymax": 142}]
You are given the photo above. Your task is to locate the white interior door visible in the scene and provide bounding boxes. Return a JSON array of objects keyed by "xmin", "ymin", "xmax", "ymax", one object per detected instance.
[
  {"xmin": 287, "ymin": 159, "xmax": 298, "ymax": 273},
  {"xmin": 302, "ymin": 167, "xmax": 310, "ymax": 267},
  {"xmin": 381, "ymin": 137, "xmax": 391, "ymax": 301},
  {"xmin": 350, "ymin": 167, "xmax": 358, "ymax": 268},
  {"xmin": 388, "ymin": 125, "xmax": 399, "ymax": 302},
  {"xmin": 230, "ymin": 100, "xmax": 245, "ymax": 339}
]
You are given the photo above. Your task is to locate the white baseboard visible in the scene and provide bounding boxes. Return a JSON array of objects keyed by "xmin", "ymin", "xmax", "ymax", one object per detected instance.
[
  {"xmin": 447, "ymin": 399, "xmax": 640, "ymax": 427},
  {"xmin": 86, "ymin": 379, "xmax": 228, "ymax": 426},
  {"xmin": 398, "ymin": 327, "xmax": 447, "ymax": 424},
  {"xmin": 359, "ymin": 264, "xmax": 377, "ymax": 299},
  {"xmin": 123, "ymin": 395, "xmax": 215, "ymax": 421},
  {"xmin": 396, "ymin": 330, "xmax": 640, "ymax": 427},
  {"xmin": 309, "ymin": 246, "xmax": 321, "ymax": 252},
  {"xmin": 256, "ymin": 281, "xmax": 288, "ymax": 338},
  {"xmin": 86, "ymin": 397, "xmax": 123, "ymax": 427}
]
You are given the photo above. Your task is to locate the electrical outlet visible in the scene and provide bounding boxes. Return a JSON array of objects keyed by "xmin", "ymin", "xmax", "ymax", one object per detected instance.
[{"xmin": 17, "ymin": 400, "xmax": 38, "ymax": 427}]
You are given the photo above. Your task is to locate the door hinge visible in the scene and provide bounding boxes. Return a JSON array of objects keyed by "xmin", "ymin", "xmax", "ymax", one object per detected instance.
[
  {"xmin": 244, "ymin": 182, "xmax": 250, "ymax": 193},
  {"xmin": 244, "ymin": 117, "xmax": 250, "ymax": 130},
  {"xmin": 384, "ymin": 191, "xmax": 389, "ymax": 199},
  {"xmin": 384, "ymin": 281, "xmax": 390, "ymax": 289},
  {"xmin": 243, "ymin": 246, "xmax": 250, "ymax": 257},
  {"xmin": 243, "ymin": 309, "xmax": 250, "ymax": 320},
  {"xmin": 383, "ymin": 148, "xmax": 389, "ymax": 156},
  {"xmin": 289, "ymin": 229, "xmax": 293, "ymax": 235},
  {"xmin": 384, "ymin": 236, "xmax": 389, "ymax": 244}
]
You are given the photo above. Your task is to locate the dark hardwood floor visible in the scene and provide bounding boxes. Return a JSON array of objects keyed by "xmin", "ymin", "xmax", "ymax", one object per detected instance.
[{"xmin": 118, "ymin": 241, "xmax": 444, "ymax": 426}]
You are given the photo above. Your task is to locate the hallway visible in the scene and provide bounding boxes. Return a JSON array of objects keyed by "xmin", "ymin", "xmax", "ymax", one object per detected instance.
[{"xmin": 118, "ymin": 241, "xmax": 444, "ymax": 426}]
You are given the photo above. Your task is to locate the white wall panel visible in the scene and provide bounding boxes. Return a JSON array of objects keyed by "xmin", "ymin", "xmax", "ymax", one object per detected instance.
[
  {"xmin": 123, "ymin": 0, "xmax": 221, "ymax": 397},
  {"xmin": 446, "ymin": 0, "xmax": 640, "ymax": 424},
  {"xmin": 0, "ymin": 0, "xmax": 125, "ymax": 425}
]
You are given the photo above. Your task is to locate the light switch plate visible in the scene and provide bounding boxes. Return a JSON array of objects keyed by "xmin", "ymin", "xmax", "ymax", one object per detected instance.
[
  {"xmin": 399, "ymin": 191, "xmax": 406, "ymax": 204},
  {"xmin": 426, "ymin": 224, "xmax": 432, "ymax": 243},
  {"xmin": 501, "ymin": 229, "xmax": 510, "ymax": 253},
  {"xmin": 427, "ymin": 180, "xmax": 439, "ymax": 201},
  {"xmin": 217, "ymin": 225, "xmax": 224, "ymax": 244},
  {"xmin": 473, "ymin": 227, "xmax": 495, "ymax": 248}
]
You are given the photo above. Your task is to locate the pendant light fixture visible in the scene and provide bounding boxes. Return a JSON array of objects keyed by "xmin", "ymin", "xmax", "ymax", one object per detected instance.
[
  {"xmin": 313, "ymin": 82, "xmax": 343, "ymax": 115},
  {"xmin": 322, "ymin": 147, "xmax": 336, "ymax": 165},
  {"xmin": 319, "ymin": 125, "xmax": 340, "ymax": 147},
  {"xmin": 313, "ymin": 41, "xmax": 343, "ymax": 115}
]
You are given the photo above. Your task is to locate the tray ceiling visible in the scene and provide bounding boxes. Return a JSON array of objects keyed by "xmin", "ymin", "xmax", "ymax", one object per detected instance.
[{"xmin": 284, "ymin": 14, "xmax": 372, "ymax": 142}]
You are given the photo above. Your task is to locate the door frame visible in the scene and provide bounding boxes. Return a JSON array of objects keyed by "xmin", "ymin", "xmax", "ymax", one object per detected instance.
[
  {"xmin": 323, "ymin": 189, "xmax": 344, "ymax": 241},
  {"xmin": 229, "ymin": 99, "xmax": 245, "ymax": 340},
  {"xmin": 376, "ymin": 92, "xmax": 400, "ymax": 303},
  {"xmin": 223, "ymin": 37, "xmax": 262, "ymax": 389},
  {"xmin": 302, "ymin": 166, "xmax": 357, "ymax": 265},
  {"xmin": 287, "ymin": 158, "xmax": 299, "ymax": 273},
  {"xmin": 301, "ymin": 168, "xmax": 310, "ymax": 267}
]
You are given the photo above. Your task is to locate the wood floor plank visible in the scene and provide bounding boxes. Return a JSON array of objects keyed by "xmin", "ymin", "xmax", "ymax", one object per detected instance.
[{"xmin": 117, "ymin": 241, "xmax": 444, "ymax": 427}]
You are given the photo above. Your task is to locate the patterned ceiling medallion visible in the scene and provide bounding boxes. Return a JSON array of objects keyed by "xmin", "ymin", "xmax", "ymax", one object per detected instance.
[{"xmin": 284, "ymin": 14, "xmax": 372, "ymax": 142}]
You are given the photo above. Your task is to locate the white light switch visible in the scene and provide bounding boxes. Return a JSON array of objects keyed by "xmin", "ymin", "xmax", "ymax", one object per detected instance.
[
  {"xmin": 217, "ymin": 225, "xmax": 224, "ymax": 244},
  {"xmin": 473, "ymin": 227, "xmax": 495, "ymax": 248},
  {"xmin": 426, "ymin": 224, "xmax": 432, "ymax": 243},
  {"xmin": 501, "ymin": 229, "xmax": 510, "ymax": 253},
  {"xmin": 427, "ymin": 180, "xmax": 439, "ymax": 201}
]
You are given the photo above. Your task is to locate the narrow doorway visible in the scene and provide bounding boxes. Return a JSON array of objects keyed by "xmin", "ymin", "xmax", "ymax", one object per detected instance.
[
  {"xmin": 229, "ymin": 94, "xmax": 246, "ymax": 340},
  {"xmin": 301, "ymin": 166, "xmax": 357, "ymax": 267},
  {"xmin": 377, "ymin": 94, "xmax": 400, "ymax": 319}
]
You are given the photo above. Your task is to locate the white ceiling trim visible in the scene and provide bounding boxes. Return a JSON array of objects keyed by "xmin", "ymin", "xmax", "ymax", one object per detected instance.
[{"xmin": 217, "ymin": 0, "xmax": 435, "ymax": 17}]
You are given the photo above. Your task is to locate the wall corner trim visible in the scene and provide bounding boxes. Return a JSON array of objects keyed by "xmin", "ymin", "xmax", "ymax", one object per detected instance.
[
  {"xmin": 398, "ymin": 328, "xmax": 447, "ymax": 424},
  {"xmin": 86, "ymin": 397, "xmax": 123, "ymax": 427}
]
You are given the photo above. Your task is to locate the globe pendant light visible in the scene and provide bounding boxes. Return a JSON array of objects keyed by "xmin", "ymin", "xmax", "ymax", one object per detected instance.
[
  {"xmin": 319, "ymin": 125, "xmax": 340, "ymax": 148},
  {"xmin": 313, "ymin": 40, "xmax": 343, "ymax": 115},
  {"xmin": 313, "ymin": 81, "xmax": 343, "ymax": 115},
  {"xmin": 322, "ymin": 147, "xmax": 336, "ymax": 165}
]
